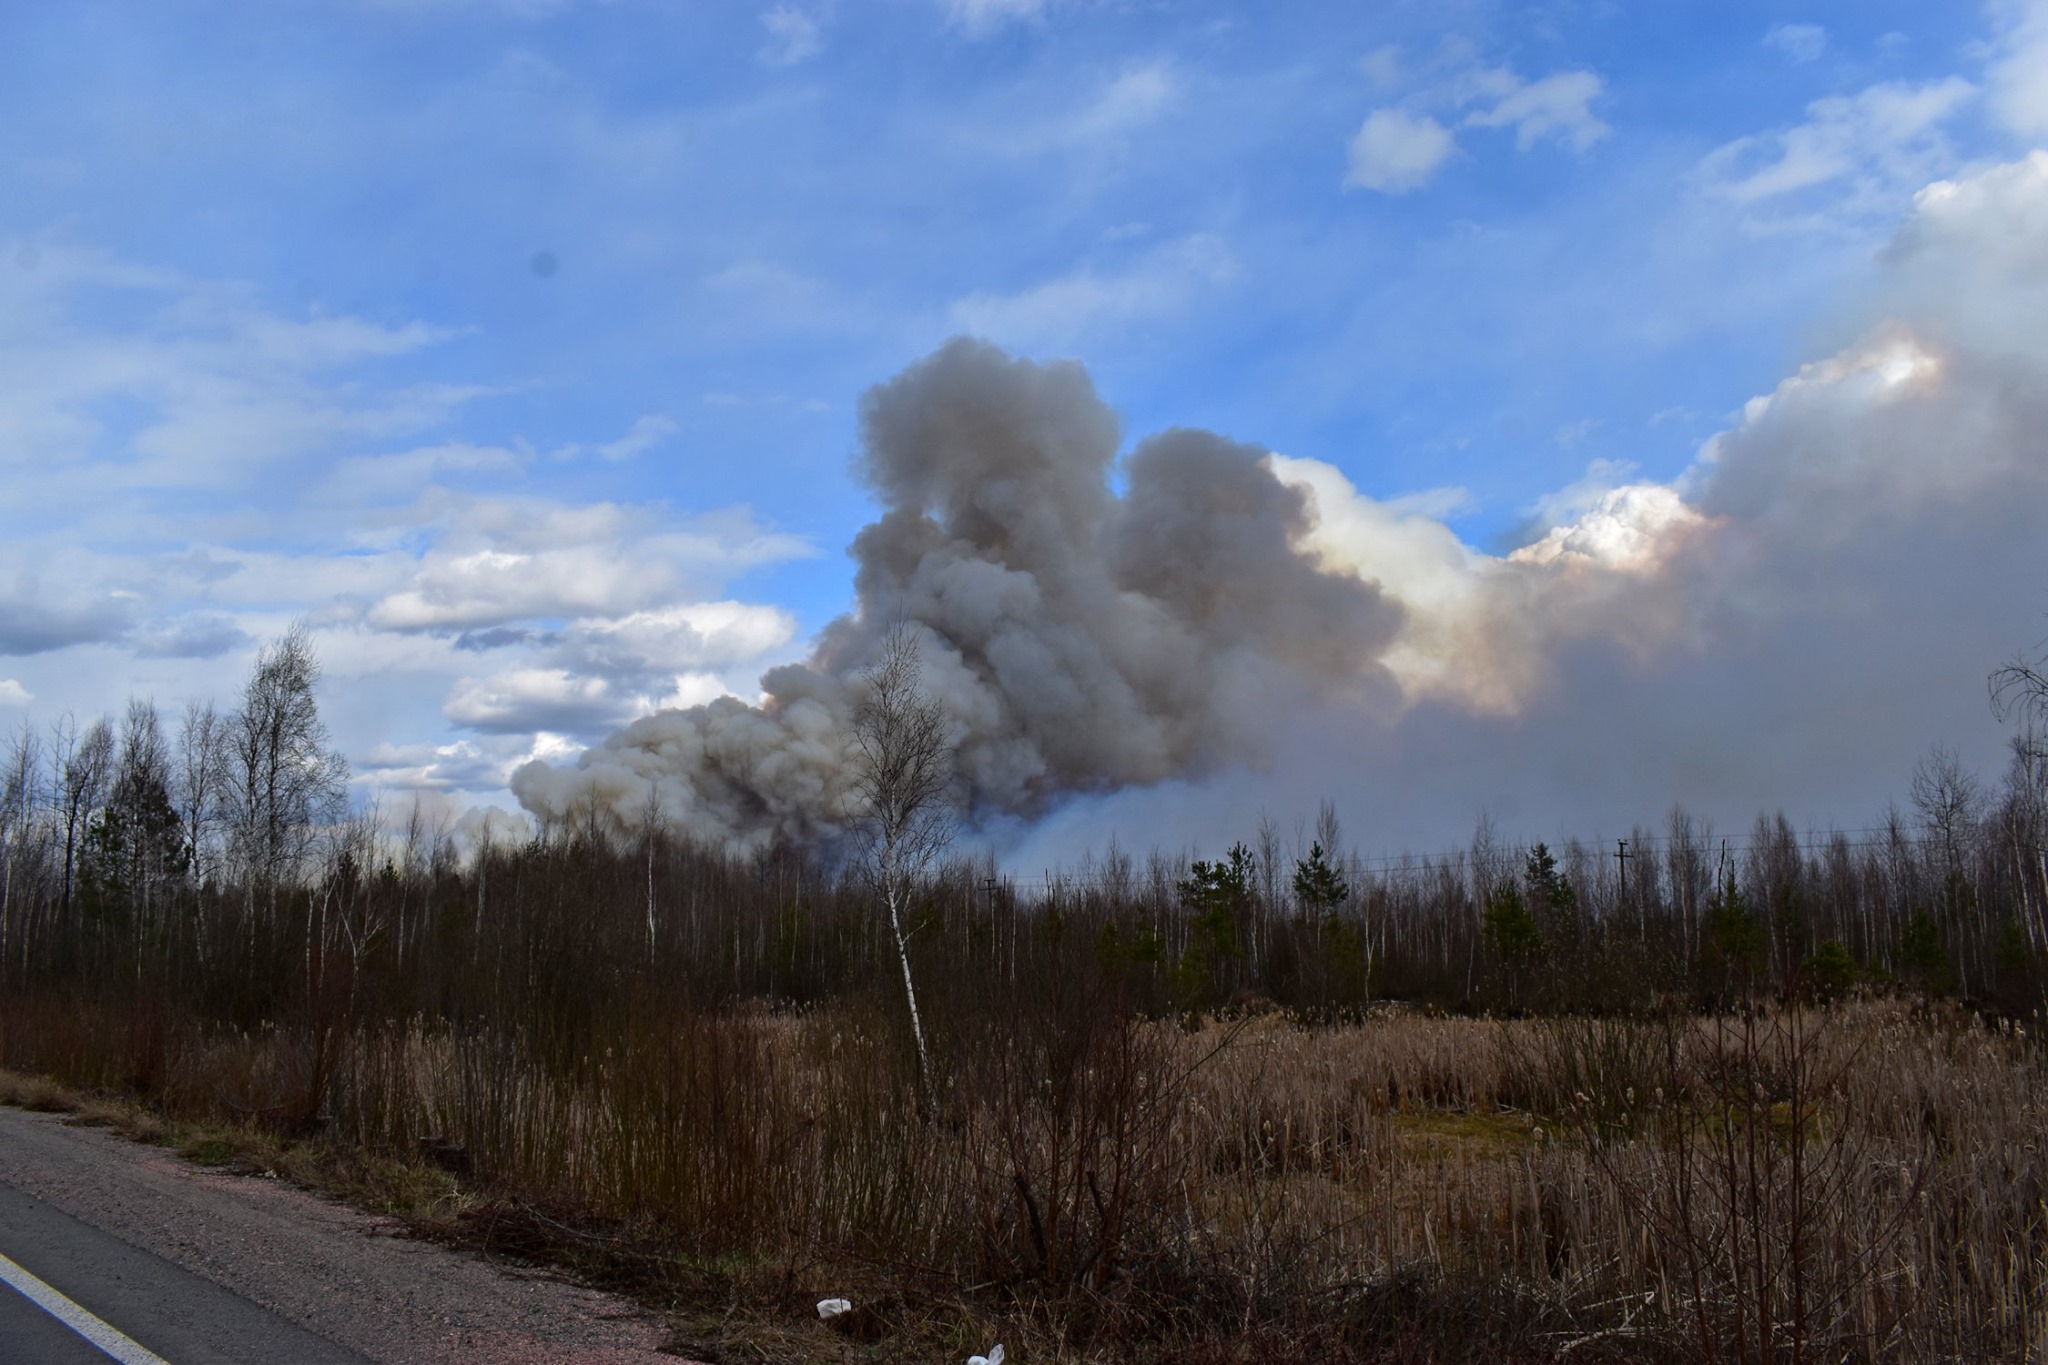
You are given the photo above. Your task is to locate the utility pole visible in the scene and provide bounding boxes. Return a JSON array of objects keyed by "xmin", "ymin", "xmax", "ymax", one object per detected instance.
[{"xmin": 1616, "ymin": 838, "xmax": 1638, "ymax": 943}]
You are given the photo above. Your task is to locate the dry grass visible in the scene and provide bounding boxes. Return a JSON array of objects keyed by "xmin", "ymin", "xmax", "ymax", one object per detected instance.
[{"xmin": 8, "ymin": 999, "xmax": 2040, "ymax": 1361}]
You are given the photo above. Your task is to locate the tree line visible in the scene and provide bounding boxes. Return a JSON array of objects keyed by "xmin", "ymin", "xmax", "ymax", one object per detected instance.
[{"xmin": 1, "ymin": 626, "xmax": 2045, "ymax": 1047}]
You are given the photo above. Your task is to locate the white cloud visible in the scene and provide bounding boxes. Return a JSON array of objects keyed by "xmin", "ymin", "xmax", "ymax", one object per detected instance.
[
  {"xmin": 1461, "ymin": 69, "xmax": 1608, "ymax": 151},
  {"xmin": 569, "ymin": 601, "xmax": 797, "ymax": 676},
  {"xmin": 439, "ymin": 602, "xmax": 793, "ymax": 736},
  {"xmin": 356, "ymin": 735, "xmax": 535, "ymax": 795},
  {"xmin": 595, "ymin": 414, "xmax": 677, "ymax": 462},
  {"xmin": 951, "ymin": 234, "xmax": 1235, "ymax": 348},
  {"xmin": 1346, "ymin": 56, "xmax": 1607, "ymax": 195},
  {"xmin": 760, "ymin": 5, "xmax": 822, "ymax": 66},
  {"xmin": 946, "ymin": 0, "xmax": 1042, "ymax": 37},
  {"xmin": 1068, "ymin": 62, "xmax": 1176, "ymax": 143},
  {"xmin": 133, "ymin": 614, "xmax": 251, "ymax": 659},
  {"xmin": 1271, "ymin": 454, "xmax": 1502, "ymax": 707},
  {"xmin": 1527, "ymin": 457, "xmax": 1639, "ymax": 526},
  {"xmin": 1361, "ymin": 45, "xmax": 1403, "ymax": 90},
  {"xmin": 1764, "ymin": 23, "xmax": 1829, "ymax": 63},
  {"xmin": 0, "ymin": 243, "xmax": 468, "ymax": 494},
  {"xmin": 321, "ymin": 441, "xmax": 527, "ymax": 503},
  {"xmin": 445, "ymin": 667, "xmax": 633, "ymax": 733},
  {"xmin": 1988, "ymin": 0, "xmax": 2048, "ymax": 136},
  {"xmin": 1699, "ymin": 78, "xmax": 1976, "ymax": 213},
  {"xmin": 699, "ymin": 260, "xmax": 852, "ymax": 337},
  {"xmin": 1383, "ymin": 485, "xmax": 1472, "ymax": 521},
  {"xmin": 1271, "ymin": 146, "xmax": 2048, "ymax": 745},
  {"xmin": 1344, "ymin": 109, "xmax": 1456, "ymax": 193},
  {"xmin": 967, "ymin": 62, "xmax": 1179, "ymax": 158},
  {"xmin": 1507, "ymin": 484, "xmax": 1702, "ymax": 573},
  {"xmin": 1882, "ymin": 152, "xmax": 2048, "ymax": 356},
  {"xmin": 363, "ymin": 499, "xmax": 812, "ymax": 632},
  {"xmin": 0, "ymin": 243, "xmax": 814, "ymax": 813}
]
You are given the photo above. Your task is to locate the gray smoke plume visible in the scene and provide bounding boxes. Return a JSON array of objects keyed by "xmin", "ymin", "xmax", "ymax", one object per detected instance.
[{"xmin": 511, "ymin": 338, "xmax": 1404, "ymax": 846}]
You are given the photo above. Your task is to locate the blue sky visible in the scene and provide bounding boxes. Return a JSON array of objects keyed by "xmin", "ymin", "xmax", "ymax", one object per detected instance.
[{"xmin": 5, "ymin": 0, "xmax": 2047, "ymax": 854}]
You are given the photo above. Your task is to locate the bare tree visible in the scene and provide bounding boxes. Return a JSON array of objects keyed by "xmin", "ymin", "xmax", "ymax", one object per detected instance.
[
  {"xmin": 0, "ymin": 724, "xmax": 45, "ymax": 968},
  {"xmin": 1911, "ymin": 745, "xmax": 1984, "ymax": 879},
  {"xmin": 1912, "ymin": 745, "xmax": 1985, "ymax": 996},
  {"xmin": 1991, "ymin": 648, "xmax": 2048, "ymax": 759},
  {"xmin": 848, "ymin": 625, "xmax": 954, "ymax": 1114},
  {"xmin": 229, "ymin": 624, "xmax": 350, "ymax": 896},
  {"xmin": 639, "ymin": 780, "xmax": 665, "ymax": 962},
  {"xmin": 177, "ymin": 699, "xmax": 229, "ymax": 890},
  {"xmin": 55, "ymin": 714, "xmax": 114, "ymax": 931}
]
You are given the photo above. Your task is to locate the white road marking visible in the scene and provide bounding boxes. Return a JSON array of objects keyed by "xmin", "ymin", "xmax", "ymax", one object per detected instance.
[{"xmin": 0, "ymin": 1249, "xmax": 173, "ymax": 1364}]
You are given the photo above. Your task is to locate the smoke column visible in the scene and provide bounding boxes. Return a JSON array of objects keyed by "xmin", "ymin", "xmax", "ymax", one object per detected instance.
[
  {"xmin": 518, "ymin": 154, "xmax": 2048, "ymax": 853},
  {"xmin": 511, "ymin": 338, "xmax": 1404, "ymax": 846}
]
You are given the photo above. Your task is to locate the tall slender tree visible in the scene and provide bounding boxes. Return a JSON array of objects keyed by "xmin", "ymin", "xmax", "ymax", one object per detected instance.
[
  {"xmin": 848, "ymin": 625, "xmax": 953, "ymax": 1114},
  {"xmin": 229, "ymin": 624, "xmax": 349, "ymax": 897},
  {"xmin": 55, "ymin": 714, "xmax": 114, "ymax": 934}
]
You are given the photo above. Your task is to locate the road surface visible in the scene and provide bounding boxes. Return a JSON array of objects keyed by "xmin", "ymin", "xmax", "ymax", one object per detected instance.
[{"xmin": 0, "ymin": 1106, "xmax": 683, "ymax": 1364}]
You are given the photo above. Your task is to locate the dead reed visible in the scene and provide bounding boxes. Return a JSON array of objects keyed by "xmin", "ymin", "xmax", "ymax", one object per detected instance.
[{"xmin": 5, "ymin": 985, "xmax": 2040, "ymax": 1362}]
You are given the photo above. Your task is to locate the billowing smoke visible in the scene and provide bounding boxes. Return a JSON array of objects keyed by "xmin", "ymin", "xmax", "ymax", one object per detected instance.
[
  {"xmin": 511, "ymin": 339, "xmax": 1405, "ymax": 845},
  {"xmin": 518, "ymin": 151, "xmax": 2048, "ymax": 854}
]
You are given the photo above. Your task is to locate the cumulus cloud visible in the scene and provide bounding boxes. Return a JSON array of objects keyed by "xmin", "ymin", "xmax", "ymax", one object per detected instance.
[
  {"xmin": 0, "ymin": 679, "xmax": 31, "ymax": 707},
  {"xmin": 132, "ymin": 614, "xmax": 253, "ymax": 659},
  {"xmin": 441, "ymin": 598, "xmax": 799, "ymax": 737},
  {"xmin": 522, "ymin": 151, "xmax": 2048, "ymax": 854},
  {"xmin": 0, "ymin": 241, "xmax": 810, "ymax": 815},
  {"xmin": 358, "ymin": 731, "xmax": 577, "ymax": 797},
  {"xmin": 364, "ymin": 500, "xmax": 811, "ymax": 632},
  {"xmin": 1346, "ymin": 55, "xmax": 1606, "ymax": 194},
  {"xmin": 1345, "ymin": 110, "xmax": 1456, "ymax": 193},
  {"xmin": 0, "ymin": 589, "xmax": 131, "ymax": 656},
  {"xmin": 446, "ymin": 667, "xmax": 633, "ymax": 734}
]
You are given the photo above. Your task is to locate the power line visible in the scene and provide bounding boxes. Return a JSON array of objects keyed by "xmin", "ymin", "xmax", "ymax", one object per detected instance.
[{"xmin": 990, "ymin": 830, "xmax": 2009, "ymax": 888}]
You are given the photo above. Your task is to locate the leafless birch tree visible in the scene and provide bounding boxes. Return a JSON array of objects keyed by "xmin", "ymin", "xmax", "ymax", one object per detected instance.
[
  {"xmin": 848, "ymin": 625, "xmax": 954, "ymax": 1114},
  {"xmin": 229, "ymin": 624, "xmax": 349, "ymax": 897}
]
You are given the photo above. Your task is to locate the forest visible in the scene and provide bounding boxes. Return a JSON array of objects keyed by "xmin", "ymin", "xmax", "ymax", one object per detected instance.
[{"xmin": 2, "ymin": 625, "xmax": 2047, "ymax": 1362}]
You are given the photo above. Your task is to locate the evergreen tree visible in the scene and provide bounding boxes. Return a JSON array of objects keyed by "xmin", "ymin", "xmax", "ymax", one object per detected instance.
[
  {"xmin": 1481, "ymin": 881, "xmax": 1543, "ymax": 1007},
  {"xmin": 1292, "ymin": 841, "xmax": 1349, "ymax": 917},
  {"xmin": 1176, "ymin": 843, "xmax": 1255, "ymax": 1005}
]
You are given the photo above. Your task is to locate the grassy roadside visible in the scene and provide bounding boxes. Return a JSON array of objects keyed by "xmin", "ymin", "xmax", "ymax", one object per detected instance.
[
  {"xmin": 0, "ymin": 1061, "xmax": 1590, "ymax": 1364},
  {"xmin": 3, "ymin": 996, "xmax": 2041, "ymax": 1363},
  {"xmin": 0, "ymin": 1067, "xmax": 1063, "ymax": 1365}
]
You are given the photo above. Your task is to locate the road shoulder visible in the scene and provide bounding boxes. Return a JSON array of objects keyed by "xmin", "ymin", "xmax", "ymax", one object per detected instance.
[{"xmin": 0, "ymin": 1106, "xmax": 681, "ymax": 1365}]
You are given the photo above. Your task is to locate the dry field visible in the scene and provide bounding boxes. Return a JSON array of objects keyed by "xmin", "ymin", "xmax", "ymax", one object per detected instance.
[{"xmin": 7, "ymin": 994, "xmax": 2043, "ymax": 1362}]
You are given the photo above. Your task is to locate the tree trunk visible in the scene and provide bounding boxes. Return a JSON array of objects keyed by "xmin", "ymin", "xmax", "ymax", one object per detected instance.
[{"xmin": 884, "ymin": 836, "xmax": 937, "ymax": 1116}]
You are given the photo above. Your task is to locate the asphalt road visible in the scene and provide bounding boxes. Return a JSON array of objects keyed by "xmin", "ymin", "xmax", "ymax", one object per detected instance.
[
  {"xmin": 0, "ymin": 1106, "xmax": 682, "ymax": 1365},
  {"xmin": 0, "ymin": 1180, "xmax": 368, "ymax": 1362}
]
